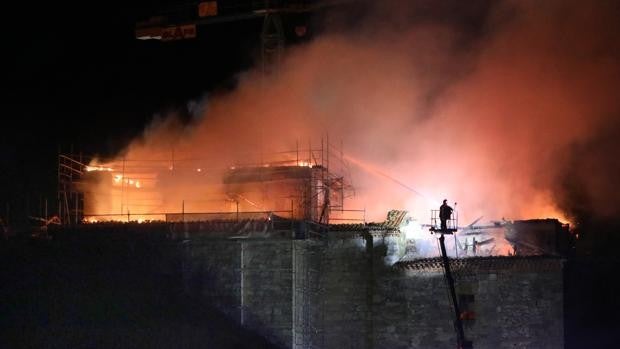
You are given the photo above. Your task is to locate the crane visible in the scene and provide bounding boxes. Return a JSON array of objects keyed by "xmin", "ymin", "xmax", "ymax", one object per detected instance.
[{"xmin": 134, "ymin": 1, "xmax": 355, "ymax": 73}]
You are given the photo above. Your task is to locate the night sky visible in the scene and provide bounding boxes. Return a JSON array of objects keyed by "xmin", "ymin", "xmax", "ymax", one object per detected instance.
[
  {"xmin": 5, "ymin": 1, "xmax": 268, "ymax": 220},
  {"xmin": 4, "ymin": 1, "xmax": 620, "ymax": 234},
  {"xmin": 4, "ymin": 0, "xmax": 492, "ymax": 223}
]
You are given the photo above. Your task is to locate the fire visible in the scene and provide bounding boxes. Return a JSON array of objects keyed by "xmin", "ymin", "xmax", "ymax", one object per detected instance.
[
  {"xmin": 80, "ymin": 152, "xmax": 334, "ymax": 222},
  {"xmin": 75, "ymin": 0, "xmax": 618, "ymax": 230},
  {"xmin": 85, "ymin": 165, "xmax": 114, "ymax": 172},
  {"xmin": 79, "ymin": 143, "xmax": 572, "ymax": 229},
  {"xmin": 83, "ymin": 214, "xmax": 164, "ymax": 223},
  {"xmin": 108, "ymin": 174, "xmax": 142, "ymax": 189}
]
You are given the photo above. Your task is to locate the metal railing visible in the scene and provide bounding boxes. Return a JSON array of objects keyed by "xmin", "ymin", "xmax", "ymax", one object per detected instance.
[
  {"xmin": 83, "ymin": 210, "xmax": 294, "ymax": 223},
  {"xmin": 430, "ymin": 209, "xmax": 458, "ymax": 231}
]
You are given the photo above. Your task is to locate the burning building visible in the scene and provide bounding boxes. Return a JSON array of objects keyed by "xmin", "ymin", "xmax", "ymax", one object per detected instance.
[
  {"xmin": 54, "ymin": 147, "xmax": 571, "ymax": 348},
  {"xmin": 52, "ymin": 209, "xmax": 568, "ymax": 349},
  {"xmin": 11, "ymin": 0, "xmax": 619, "ymax": 347},
  {"xmin": 58, "ymin": 141, "xmax": 355, "ymax": 225}
]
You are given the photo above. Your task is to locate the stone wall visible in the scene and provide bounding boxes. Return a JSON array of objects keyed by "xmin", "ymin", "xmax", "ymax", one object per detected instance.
[
  {"xmin": 383, "ymin": 257, "xmax": 564, "ymax": 349},
  {"xmin": 242, "ymin": 240, "xmax": 294, "ymax": 347},
  {"xmin": 181, "ymin": 238, "xmax": 295, "ymax": 348},
  {"xmin": 179, "ymin": 229, "xmax": 563, "ymax": 349}
]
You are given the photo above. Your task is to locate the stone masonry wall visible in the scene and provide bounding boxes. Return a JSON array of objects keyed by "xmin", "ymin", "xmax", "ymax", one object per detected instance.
[
  {"xmin": 320, "ymin": 234, "xmax": 372, "ymax": 349},
  {"xmin": 242, "ymin": 240, "xmax": 294, "ymax": 348},
  {"xmin": 179, "ymin": 231, "xmax": 563, "ymax": 349},
  {"xmin": 378, "ymin": 257, "xmax": 564, "ymax": 349},
  {"xmin": 181, "ymin": 238, "xmax": 295, "ymax": 348}
]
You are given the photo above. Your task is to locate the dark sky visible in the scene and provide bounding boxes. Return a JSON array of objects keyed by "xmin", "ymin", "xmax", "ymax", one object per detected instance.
[
  {"xmin": 5, "ymin": 0, "xmax": 491, "ymax": 153},
  {"xmin": 4, "ymin": 0, "xmax": 490, "ymax": 219},
  {"xmin": 7, "ymin": 1, "xmax": 260, "ymax": 153},
  {"xmin": 4, "ymin": 1, "xmax": 271, "ymax": 215},
  {"xmin": 10, "ymin": 0, "xmax": 617, "ymax": 238}
]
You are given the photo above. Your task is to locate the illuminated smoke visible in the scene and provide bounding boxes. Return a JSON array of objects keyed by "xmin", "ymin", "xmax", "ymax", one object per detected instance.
[{"xmin": 87, "ymin": 0, "xmax": 619, "ymax": 225}]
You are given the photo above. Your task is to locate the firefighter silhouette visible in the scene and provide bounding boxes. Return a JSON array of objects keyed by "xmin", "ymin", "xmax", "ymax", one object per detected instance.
[{"xmin": 439, "ymin": 199, "xmax": 453, "ymax": 231}]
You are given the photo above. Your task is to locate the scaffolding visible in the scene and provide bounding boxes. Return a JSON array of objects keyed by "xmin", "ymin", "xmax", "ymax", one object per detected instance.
[
  {"xmin": 58, "ymin": 154, "xmax": 87, "ymax": 225},
  {"xmin": 58, "ymin": 139, "xmax": 364, "ymax": 348},
  {"xmin": 57, "ymin": 137, "xmax": 358, "ymax": 226}
]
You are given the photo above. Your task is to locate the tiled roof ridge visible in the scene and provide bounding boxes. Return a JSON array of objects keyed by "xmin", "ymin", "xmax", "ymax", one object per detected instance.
[{"xmin": 395, "ymin": 255, "xmax": 564, "ymax": 272}]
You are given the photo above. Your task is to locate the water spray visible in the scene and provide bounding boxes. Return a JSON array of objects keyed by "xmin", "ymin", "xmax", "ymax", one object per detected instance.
[{"xmin": 342, "ymin": 153, "xmax": 439, "ymax": 206}]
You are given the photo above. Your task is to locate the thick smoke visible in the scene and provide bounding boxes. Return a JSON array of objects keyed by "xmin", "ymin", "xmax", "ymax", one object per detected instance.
[{"xmin": 96, "ymin": 0, "xmax": 619, "ymax": 224}]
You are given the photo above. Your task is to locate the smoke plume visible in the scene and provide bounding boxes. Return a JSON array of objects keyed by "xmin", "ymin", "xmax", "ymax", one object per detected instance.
[{"xmin": 92, "ymin": 0, "xmax": 620, "ymax": 224}]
